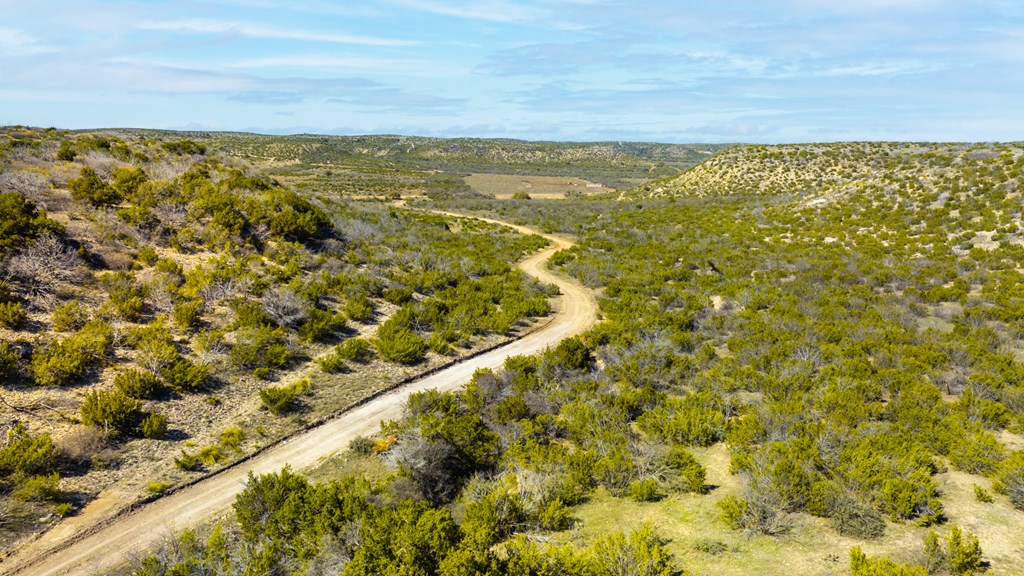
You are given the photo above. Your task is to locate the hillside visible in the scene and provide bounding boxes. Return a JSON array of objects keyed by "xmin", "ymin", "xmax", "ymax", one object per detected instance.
[
  {"xmin": 108, "ymin": 131, "xmax": 725, "ymax": 198},
  {"xmin": 416, "ymin": 143, "xmax": 1024, "ymax": 575},
  {"xmin": 6, "ymin": 134, "xmax": 1024, "ymax": 576},
  {"xmin": 632, "ymin": 142, "xmax": 1024, "ymax": 205},
  {"xmin": 0, "ymin": 127, "xmax": 556, "ymax": 553}
]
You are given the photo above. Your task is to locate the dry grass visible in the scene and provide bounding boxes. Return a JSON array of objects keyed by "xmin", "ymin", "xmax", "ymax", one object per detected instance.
[
  {"xmin": 463, "ymin": 173, "xmax": 612, "ymax": 199},
  {"xmin": 303, "ymin": 449, "xmax": 391, "ymax": 484},
  {"xmin": 561, "ymin": 444, "xmax": 1024, "ymax": 576}
]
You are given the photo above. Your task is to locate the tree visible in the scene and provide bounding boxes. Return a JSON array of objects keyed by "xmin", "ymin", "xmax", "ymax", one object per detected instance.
[
  {"xmin": 343, "ymin": 500, "xmax": 459, "ymax": 576},
  {"xmin": 391, "ymin": 390, "xmax": 500, "ymax": 503},
  {"xmin": 548, "ymin": 337, "xmax": 594, "ymax": 372},
  {"xmin": 233, "ymin": 467, "xmax": 312, "ymax": 543}
]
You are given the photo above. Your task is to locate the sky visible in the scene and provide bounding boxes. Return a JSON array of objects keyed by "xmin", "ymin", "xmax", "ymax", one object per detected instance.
[{"xmin": 1, "ymin": 0, "xmax": 1022, "ymax": 143}]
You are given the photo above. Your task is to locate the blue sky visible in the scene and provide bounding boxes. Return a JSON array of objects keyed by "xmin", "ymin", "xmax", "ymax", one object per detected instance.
[{"xmin": 1, "ymin": 0, "xmax": 1022, "ymax": 142}]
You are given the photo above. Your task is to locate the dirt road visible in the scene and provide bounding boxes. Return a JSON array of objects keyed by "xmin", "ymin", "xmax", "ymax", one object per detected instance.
[{"xmin": 2, "ymin": 213, "xmax": 597, "ymax": 576}]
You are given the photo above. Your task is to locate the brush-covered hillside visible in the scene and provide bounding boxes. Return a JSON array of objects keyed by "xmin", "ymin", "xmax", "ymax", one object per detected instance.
[
  {"xmin": 402, "ymin": 143, "xmax": 1024, "ymax": 575},
  {"xmin": 138, "ymin": 131, "xmax": 725, "ymax": 198},
  {"xmin": 0, "ymin": 127, "xmax": 555, "ymax": 551},
  {"xmin": 632, "ymin": 142, "xmax": 1024, "ymax": 205}
]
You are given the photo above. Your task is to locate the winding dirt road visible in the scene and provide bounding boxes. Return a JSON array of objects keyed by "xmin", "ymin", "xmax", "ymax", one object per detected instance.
[{"xmin": 2, "ymin": 213, "xmax": 597, "ymax": 576}]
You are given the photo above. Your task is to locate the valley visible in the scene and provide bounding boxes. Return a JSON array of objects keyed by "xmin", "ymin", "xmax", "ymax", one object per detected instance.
[{"xmin": 2, "ymin": 130, "xmax": 1024, "ymax": 576}]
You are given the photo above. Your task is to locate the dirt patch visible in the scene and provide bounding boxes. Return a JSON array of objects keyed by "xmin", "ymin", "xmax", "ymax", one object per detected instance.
[{"xmin": 463, "ymin": 173, "xmax": 613, "ymax": 199}]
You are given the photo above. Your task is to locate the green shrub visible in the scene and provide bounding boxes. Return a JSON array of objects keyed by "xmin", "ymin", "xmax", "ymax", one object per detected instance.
[
  {"xmin": 316, "ymin": 351, "xmax": 348, "ymax": 373},
  {"xmin": 0, "ymin": 191, "xmax": 63, "ymax": 256},
  {"xmin": 298, "ymin": 308, "xmax": 345, "ymax": 342},
  {"xmin": 548, "ymin": 337, "xmax": 593, "ymax": 371},
  {"xmin": 231, "ymin": 325, "xmax": 291, "ymax": 371},
  {"xmin": 69, "ymin": 166, "xmax": 120, "ymax": 207},
  {"xmin": 220, "ymin": 426, "xmax": 244, "ymax": 451},
  {"xmin": 197, "ymin": 445, "xmax": 226, "ymax": 465},
  {"xmin": 427, "ymin": 332, "xmax": 455, "ymax": 355},
  {"xmin": 102, "ymin": 271, "xmax": 146, "ymax": 321},
  {"xmin": 80, "ymin": 389, "xmax": 142, "ymax": 436},
  {"xmin": 383, "ymin": 287, "xmax": 414, "ymax": 305},
  {"xmin": 31, "ymin": 321, "xmax": 112, "ymax": 385},
  {"xmin": 0, "ymin": 340, "xmax": 20, "ymax": 379},
  {"xmin": 637, "ymin": 393, "xmax": 726, "ymax": 447},
  {"xmin": 56, "ymin": 140, "xmax": 77, "ymax": 161},
  {"xmin": 0, "ymin": 301, "xmax": 27, "ymax": 328},
  {"xmin": 665, "ymin": 446, "xmax": 706, "ymax": 493},
  {"xmin": 945, "ymin": 526, "xmax": 983, "ymax": 576},
  {"xmin": 537, "ymin": 498, "xmax": 571, "ymax": 531},
  {"xmin": 140, "ymin": 413, "xmax": 168, "ymax": 439},
  {"xmin": 832, "ymin": 498, "xmax": 886, "ymax": 539},
  {"xmin": 374, "ymin": 322, "xmax": 426, "ymax": 365},
  {"xmin": 155, "ymin": 258, "xmax": 183, "ymax": 276},
  {"xmin": 51, "ymin": 300, "xmax": 89, "ymax": 331},
  {"xmin": 948, "ymin": 430, "xmax": 1005, "ymax": 475},
  {"xmin": 259, "ymin": 379, "xmax": 310, "ymax": 415},
  {"xmin": 172, "ymin": 299, "xmax": 204, "ymax": 331},
  {"xmin": 160, "ymin": 358, "xmax": 209, "ymax": 393},
  {"xmin": 349, "ymin": 436, "xmax": 375, "ymax": 456},
  {"xmin": 0, "ymin": 423, "xmax": 57, "ymax": 488},
  {"xmin": 111, "ymin": 166, "xmax": 148, "ymax": 198},
  {"xmin": 31, "ymin": 339, "xmax": 91, "ymax": 386},
  {"xmin": 693, "ymin": 538, "xmax": 728, "ymax": 556},
  {"xmin": 174, "ymin": 451, "xmax": 200, "ymax": 471},
  {"xmin": 114, "ymin": 369, "xmax": 164, "ymax": 399},
  {"xmin": 118, "ymin": 205, "xmax": 159, "ymax": 230},
  {"xmin": 973, "ymin": 485, "xmax": 993, "ymax": 503},
  {"xmin": 146, "ymin": 481, "xmax": 171, "ymax": 494},
  {"xmin": 995, "ymin": 451, "xmax": 1024, "ymax": 510},
  {"xmin": 162, "ymin": 139, "xmax": 206, "ymax": 155},
  {"xmin": 12, "ymin": 472, "xmax": 62, "ymax": 502},
  {"xmin": 629, "ymin": 478, "xmax": 662, "ymax": 502},
  {"xmin": 135, "ymin": 245, "xmax": 159, "ymax": 266},
  {"xmin": 511, "ymin": 191, "xmax": 531, "ymax": 200},
  {"xmin": 337, "ymin": 337, "xmax": 373, "ymax": 362},
  {"xmin": 588, "ymin": 524, "xmax": 673, "ymax": 576},
  {"xmin": 344, "ymin": 294, "xmax": 374, "ymax": 322},
  {"xmin": 231, "ymin": 299, "xmax": 269, "ymax": 328},
  {"xmin": 849, "ymin": 546, "xmax": 927, "ymax": 576}
]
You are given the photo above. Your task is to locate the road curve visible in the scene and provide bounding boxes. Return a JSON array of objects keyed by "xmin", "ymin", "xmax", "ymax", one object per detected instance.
[{"xmin": 2, "ymin": 212, "xmax": 598, "ymax": 576}]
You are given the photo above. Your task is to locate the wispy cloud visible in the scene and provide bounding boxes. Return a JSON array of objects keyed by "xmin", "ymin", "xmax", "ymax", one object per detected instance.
[
  {"xmin": 228, "ymin": 91, "xmax": 306, "ymax": 105},
  {"xmin": 387, "ymin": 0, "xmax": 544, "ymax": 23},
  {"xmin": 229, "ymin": 55, "xmax": 460, "ymax": 76},
  {"xmin": 136, "ymin": 19, "xmax": 418, "ymax": 47},
  {"xmin": 2, "ymin": 0, "xmax": 1021, "ymax": 141},
  {"xmin": 0, "ymin": 27, "xmax": 58, "ymax": 56},
  {"xmin": 326, "ymin": 90, "xmax": 466, "ymax": 113}
]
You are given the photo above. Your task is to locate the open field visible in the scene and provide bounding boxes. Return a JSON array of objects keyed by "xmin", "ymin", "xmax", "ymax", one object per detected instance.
[{"xmin": 463, "ymin": 173, "xmax": 614, "ymax": 199}]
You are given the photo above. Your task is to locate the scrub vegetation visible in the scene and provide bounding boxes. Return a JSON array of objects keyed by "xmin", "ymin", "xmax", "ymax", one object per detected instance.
[
  {"xmin": 6, "ymin": 129, "xmax": 1024, "ymax": 575},
  {"xmin": 0, "ymin": 127, "xmax": 555, "ymax": 549}
]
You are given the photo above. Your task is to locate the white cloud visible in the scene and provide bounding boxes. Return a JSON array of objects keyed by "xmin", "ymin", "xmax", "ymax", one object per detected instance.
[
  {"xmin": 136, "ymin": 19, "xmax": 418, "ymax": 47},
  {"xmin": 387, "ymin": 0, "xmax": 544, "ymax": 23},
  {"xmin": 229, "ymin": 55, "xmax": 463, "ymax": 77},
  {"xmin": 0, "ymin": 27, "xmax": 58, "ymax": 56}
]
